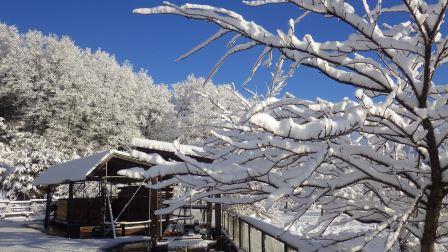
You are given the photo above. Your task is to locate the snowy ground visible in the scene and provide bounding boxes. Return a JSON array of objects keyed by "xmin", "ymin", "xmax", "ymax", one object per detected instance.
[{"xmin": 0, "ymin": 216, "xmax": 150, "ymax": 251}]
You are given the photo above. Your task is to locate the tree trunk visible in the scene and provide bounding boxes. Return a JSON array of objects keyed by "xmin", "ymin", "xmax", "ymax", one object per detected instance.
[
  {"xmin": 421, "ymin": 183, "xmax": 443, "ymax": 251},
  {"xmin": 420, "ymin": 39, "xmax": 444, "ymax": 251},
  {"xmin": 420, "ymin": 120, "xmax": 443, "ymax": 252}
]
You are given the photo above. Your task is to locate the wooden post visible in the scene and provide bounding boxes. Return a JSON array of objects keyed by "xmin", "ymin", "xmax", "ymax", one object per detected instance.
[
  {"xmin": 239, "ymin": 219, "xmax": 242, "ymax": 248},
  {"xmin": 214, "ymin": 194, "xmax": 222, "ymax": 246},
  {"xmin": 148, "ymin": 187, "xmax": 151, "ymax": 236},
  {"xmin": 248, "ymin": 225, "xmax": 251, "ymax": 252},
  {"xmin": 215, "ymin": 194, "xmax": 222, "ymax": 231},
  {"xmin": 232, "ymin": 216, "xmax": 235, "ymax": 239},
  {"xmin": 101, "ymin": 179, "xmax": 107, "ymax": 236},
  {"xmin": 206, "ymin": 201, "xmax": 212, "ymax": 238},
  {"xmin": 106, "ymin": 190, "xmax": 116, "ymax": 239},
  {"xmin": 261, "ymin": 232, "xmax": 266, "ymax": 252},
  {"xmin": 227, "ymin": 212, "xmax": 230, "ymax": 235},
  {"xmin": 150, "ymin": 177, "xmax": 159, "ymax": 245},
  {"xmin": 67, "ymin": 181, "xmax": 74, "ymax": 237},
  {"xmin": 44, "ymin": 186, "xmax": 52, "ymax": 228},
  {"xmin": 163, "ymin": 186, "xmax": 170, "ymax": 230}
]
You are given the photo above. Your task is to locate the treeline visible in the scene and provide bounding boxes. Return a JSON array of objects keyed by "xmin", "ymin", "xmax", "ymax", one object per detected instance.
[{"xmin": 0, "ymin": 23, "xmax": 242, "ymax": 199}]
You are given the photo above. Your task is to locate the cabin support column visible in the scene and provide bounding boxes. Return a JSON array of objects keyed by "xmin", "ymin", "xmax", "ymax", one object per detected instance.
[
  {"xmin": 44, "ymin": 185, "xmax": 52, "ymax": 228},
  {"xmin": 100, "ymin": 178, "xmax": 107, "ymax": 237},
  {"xmin": 149, "ymin": 177, "xmax": 159, "ymax": 246},
  {"xmin": 67, "ymin": 181, "xmax": 74, "ymax": 237}
]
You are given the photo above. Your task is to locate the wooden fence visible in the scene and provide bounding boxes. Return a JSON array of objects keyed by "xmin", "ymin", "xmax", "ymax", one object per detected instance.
[
  {"xmin": 222, "ymin": 211, "xmax": 299, "ymax": 252},
  {"xmin": 0, "ymin": 199, "xmax": 46, "ymax": 219}
]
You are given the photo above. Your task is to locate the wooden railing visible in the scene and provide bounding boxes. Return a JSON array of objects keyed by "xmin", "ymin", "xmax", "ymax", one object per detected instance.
[
  {"xmin": 222, "ymin": 211, "xmax": 299, "ymax": 252},
  {"xmin": 0, "ymin": 199, "xmax": 46, "ymax": 219}
]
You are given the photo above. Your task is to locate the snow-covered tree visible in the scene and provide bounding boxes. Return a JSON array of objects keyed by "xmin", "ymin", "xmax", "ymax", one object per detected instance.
[
  {"xmin": 0, "ymin": 118, "xmax": 12, "ymax": 187},
  {"xmin": 172, "ymin": 74, "xmax": 246, "ymax": 143},
  {"xmin": 0, "ymin": 23, "xmax": 176, "ymax": 151},
  {"xmin": 0, "ymin": 118, "xmax": 67, "ymax": 200},
  {"xmin": 130, "ymin": 1, "xmax": 448, "ymax": 250}
]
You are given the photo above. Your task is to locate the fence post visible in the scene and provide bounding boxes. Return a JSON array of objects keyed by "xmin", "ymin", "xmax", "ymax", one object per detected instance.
[
  {"xmin": 232, "ymin": 215, "xmax": 236, "ymax": 239},
  {"xmin": 239, "ymin": 219, "xmax": 242, "ymax": 248},
  {"xmin": 215, "ymin": 194, "xmax": 222, "ymax": 231},
  {"xmin": 206, "ymin": 201, "xmax": 212, "ymax": 238},
  {"xmin": 261, "ymin": 232, "xmax": 266, "ymax": 252},
  {"xmin": 248, "ymin": 224, "xmax": 251, "ymax": 252},
  {"xmin": 228, "ymin": 213, "xmax": 231, "ymax": 236}
]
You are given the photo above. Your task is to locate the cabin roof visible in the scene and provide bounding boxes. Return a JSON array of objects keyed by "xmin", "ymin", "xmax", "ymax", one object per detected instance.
[
  {"xmin": 34, "ymin": 140, "xmax": 213, "ymax": 186},
  {"xmin": 33, "ymin": 150, "xmax": 149, "ymax": 186}
]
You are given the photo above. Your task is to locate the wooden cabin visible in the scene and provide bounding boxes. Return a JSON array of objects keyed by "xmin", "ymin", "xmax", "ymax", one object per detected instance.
[
  {"xmin": 33, "ymin": 139, "xmax": 215, "ymax": 240},
  {"xmin": 33, "ymin": 150, "xmax": 156, "ymax": 237}
]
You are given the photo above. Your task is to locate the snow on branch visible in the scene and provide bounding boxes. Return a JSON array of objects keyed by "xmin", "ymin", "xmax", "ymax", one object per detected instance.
[{"xmin": 132, "ymin": 1, "xmax": 448, "ymax": 250}]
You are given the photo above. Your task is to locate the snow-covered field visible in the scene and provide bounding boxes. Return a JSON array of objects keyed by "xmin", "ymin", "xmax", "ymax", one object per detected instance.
[{"xmin": 0, "ymin": 216, "xmax": 149, "ymax": 251}]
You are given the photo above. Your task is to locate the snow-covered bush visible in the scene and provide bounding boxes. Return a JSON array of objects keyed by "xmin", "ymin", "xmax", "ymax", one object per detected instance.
[{"xmin": 131, "ymin": 1, "xmax": 448, "ymax": 250}]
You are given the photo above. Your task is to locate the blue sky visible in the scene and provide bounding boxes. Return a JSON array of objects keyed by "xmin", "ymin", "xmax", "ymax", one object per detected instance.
[{"xmin": 0, "ymin": 0, "xmax": 446, "ymax": 101}]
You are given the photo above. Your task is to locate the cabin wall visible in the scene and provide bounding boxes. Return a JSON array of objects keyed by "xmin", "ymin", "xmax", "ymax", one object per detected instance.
[{"xmin": 56, "ymin": 199, "xmax": 103, "ymax": 225}]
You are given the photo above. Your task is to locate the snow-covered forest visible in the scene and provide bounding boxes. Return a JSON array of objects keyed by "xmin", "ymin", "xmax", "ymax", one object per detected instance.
[{"xmin": 0, "ymin": 23, "xmax": 241, "ymax": 200}]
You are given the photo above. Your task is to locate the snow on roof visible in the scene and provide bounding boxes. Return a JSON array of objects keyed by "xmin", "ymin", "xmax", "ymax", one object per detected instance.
[
  {"xmin": 131, "ymin": 138, "xmax": 206, "ymax": 158},
  {"xmin": 33, "ymin": 150, "xmax": 131, "ymax": 186}
]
